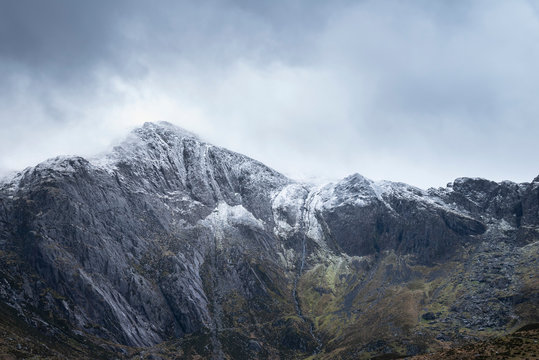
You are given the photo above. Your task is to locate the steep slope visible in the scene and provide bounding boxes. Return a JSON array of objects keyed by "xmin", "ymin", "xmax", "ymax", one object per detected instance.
[{"xmin": 0, "ymin": 122, "xmax": 537, "ymax": 359}]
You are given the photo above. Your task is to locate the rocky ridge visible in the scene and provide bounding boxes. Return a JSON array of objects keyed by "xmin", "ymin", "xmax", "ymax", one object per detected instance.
[{"xmin": 0, "ymin": 122, "xmax": 537, "ymax": 359}]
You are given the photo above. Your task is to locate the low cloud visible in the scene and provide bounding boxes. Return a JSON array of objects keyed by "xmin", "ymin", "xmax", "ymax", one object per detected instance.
[{"xmin": 1, "ymin": 0, "xmax": 538, "ymax": 188}]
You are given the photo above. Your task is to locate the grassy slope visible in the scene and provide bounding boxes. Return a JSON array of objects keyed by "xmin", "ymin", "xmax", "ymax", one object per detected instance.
[
  {"xmin": 410, "ymin": 324, "xmax": 539, "ymax": 360},
  {"xmin": 296, "ymin": 240, "xmax": 539, "ymax": 359},
  {"xmin": 0, "ymin": 239, "xmax": 536, "ymax": 359}
]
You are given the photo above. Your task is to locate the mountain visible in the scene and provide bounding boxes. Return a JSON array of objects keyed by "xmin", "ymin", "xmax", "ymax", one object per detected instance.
[{"xmin": 0, "ymin": 122, "xmax": 537, "ymax": 359}]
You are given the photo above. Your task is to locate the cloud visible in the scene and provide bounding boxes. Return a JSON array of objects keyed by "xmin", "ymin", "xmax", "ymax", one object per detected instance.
[
  {"xmin": 314, "ymin": 0, "xmax": 539, "ymax": 185},
  {"xmin": 1, "ymin": 0, "xmax": 538, "ymax": 188}
]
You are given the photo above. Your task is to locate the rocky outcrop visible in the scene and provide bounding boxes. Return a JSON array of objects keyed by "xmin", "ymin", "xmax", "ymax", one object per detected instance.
[{"xmin": 0, "ymin": 122, "xmax": 537, "ymax": 359}]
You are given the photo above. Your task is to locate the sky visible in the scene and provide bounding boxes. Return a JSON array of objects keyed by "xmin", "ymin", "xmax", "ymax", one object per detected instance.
[{"xmin": 1, "ymin": 0, "xmax": 538, "ymax": 188}]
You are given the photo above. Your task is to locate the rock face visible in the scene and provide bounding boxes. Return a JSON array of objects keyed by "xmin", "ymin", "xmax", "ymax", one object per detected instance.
[{"xmin": 0, "ymin": 122, "xmax": 537, "ymax": 359}]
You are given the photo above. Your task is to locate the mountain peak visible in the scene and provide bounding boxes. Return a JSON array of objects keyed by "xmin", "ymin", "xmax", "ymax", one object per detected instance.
[
  {"xmin": 100, "ymin": 121, "xmax": 204, "ymax": 166},
  {"xmin": 138, "ymin": 121, "xmax": 200, "ymax": 140}
]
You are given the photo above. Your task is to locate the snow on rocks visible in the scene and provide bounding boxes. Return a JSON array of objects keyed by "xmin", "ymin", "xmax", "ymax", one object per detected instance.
[{"xmin": 200, "ymin": 201, "xmax": 265, "ymax": 242}]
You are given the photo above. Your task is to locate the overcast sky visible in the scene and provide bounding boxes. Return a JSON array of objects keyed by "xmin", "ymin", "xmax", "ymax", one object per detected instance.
[{"xmin": 1, "ymin": 0, "xmax": 538, "ymax": 188}]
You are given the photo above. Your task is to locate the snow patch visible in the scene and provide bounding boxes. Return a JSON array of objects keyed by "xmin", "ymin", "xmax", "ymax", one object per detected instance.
[
  {"xmin": 271, "ymin": 184, "xmax": 308, "ymax": 238},
  {"xmin": 304, "ymin": 185, "xmax": 328, "ymax": 246},
  {"xmin": 201, "ymin": 202, "xmax": 264, "ymax": 240}
]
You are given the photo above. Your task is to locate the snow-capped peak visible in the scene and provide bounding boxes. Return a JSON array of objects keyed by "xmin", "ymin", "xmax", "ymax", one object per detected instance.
[{"xmin": 136, "ymin": 121, "xmax": 200, "ymax": 142}]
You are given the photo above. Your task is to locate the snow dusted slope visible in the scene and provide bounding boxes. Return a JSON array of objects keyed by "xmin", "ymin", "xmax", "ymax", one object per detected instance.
[
  {"xmin": 271, "ymin": 172, "xmax": 495, "ymax": 262},
  {"xmin": 90, "ymin": 122, "xmax": 291, "ymax": 223},
  {"xmin": 0, "ymin": 122, "xmax": 537, "ymax": 359},
  {"xmin": 0, "ymin": 122, "xmax": 294, "ymax": 349}
]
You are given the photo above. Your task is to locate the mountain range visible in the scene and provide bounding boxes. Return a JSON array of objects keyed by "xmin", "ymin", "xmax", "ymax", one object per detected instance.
[{"xmin": 0, "ymin": 122, "xmax": 537, "ymax": 359}]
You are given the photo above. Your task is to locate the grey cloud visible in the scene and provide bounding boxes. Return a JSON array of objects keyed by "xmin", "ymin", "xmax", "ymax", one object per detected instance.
[
  {"xmin": 0, "ymin": 0, "xmax": 538, "ymax": 188},
  {"xmin": 0, "ymin": 1, "xmax": 129, "ymax": 81}
]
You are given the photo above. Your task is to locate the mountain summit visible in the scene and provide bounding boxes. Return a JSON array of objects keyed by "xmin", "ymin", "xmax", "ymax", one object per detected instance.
[{"xmin": 0, "ymin": 122, "xmax": 537, "ymax": 359}]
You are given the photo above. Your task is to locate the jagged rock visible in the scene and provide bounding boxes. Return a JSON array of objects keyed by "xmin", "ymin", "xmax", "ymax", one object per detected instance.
[{"xmin": 0, "ymin": 122, "xmax": 537, "ymax": 359}]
